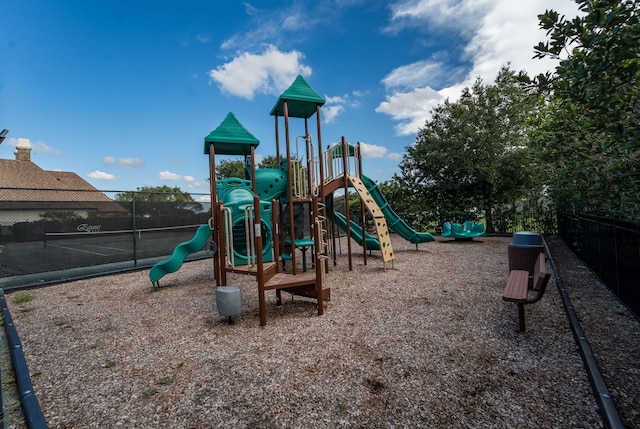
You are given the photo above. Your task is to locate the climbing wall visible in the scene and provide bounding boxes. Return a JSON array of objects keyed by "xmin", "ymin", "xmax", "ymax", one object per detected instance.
[{"xmin": 348, "ymin": 176, "xmax": 394, "ymax": 263}]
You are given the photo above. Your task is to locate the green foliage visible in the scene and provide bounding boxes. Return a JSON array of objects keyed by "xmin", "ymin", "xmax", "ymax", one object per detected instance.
[
  {"xmin": 38, "ymin": 210, "xmax": 83, "ymax": 223},
  {"xmin": 398, "ymin": 66, "xmax": 542, "ymax": 232},
  {"xmin": 155, "ymin": 375, "xmax": 175, "ymax": 386},
  {"xmin": 141, "ymin": 388, "xmax": 158, "ymax": 398},
  {"xmin": 12, "ymin": 292, "xmax": 34, "ymax": 304},
  {"xmin": 216, "ymin": 159, "xmax": 246, "ymax": 179},
  {"xmin": 114, "ymin": 185, "xmax": 204, "ymax": 220},
  {"xmin": 258, "ymin": 155, "xmax": 280, "ymax": 170},
  {"xmin": 115, "ymin": 185, "xmax": 196, "ymax": 203},
  {"xmin": 530, "ymin": 0, "xmax": 640, "ymax": 219}
]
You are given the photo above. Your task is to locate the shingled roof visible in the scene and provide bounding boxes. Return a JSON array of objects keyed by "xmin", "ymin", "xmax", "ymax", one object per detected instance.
[{"xmin": 0, "ymin": 157, "xmax": 125, "ymax": 214}]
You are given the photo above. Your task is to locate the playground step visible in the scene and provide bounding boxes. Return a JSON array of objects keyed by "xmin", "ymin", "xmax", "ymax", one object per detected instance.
[
  {"xmin": 226, "ymin": 262, "xmax": 278, "ymax": 279},
  {"xmin": 263, "ymin": 272, "xmax": 329, "ymax": 298}
]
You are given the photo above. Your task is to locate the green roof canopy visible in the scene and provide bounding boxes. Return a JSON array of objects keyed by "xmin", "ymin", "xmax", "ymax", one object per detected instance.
[
  {"xmin": 204, "ymin": 112, "xmax": 260, "ymax": 155},
  {"xmin": 270, "ymin": 75, "xmax": 325, "ymax": 118}
]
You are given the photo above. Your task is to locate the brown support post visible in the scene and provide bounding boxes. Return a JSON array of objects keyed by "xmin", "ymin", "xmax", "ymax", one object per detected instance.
[
  {"xmin": 356, "ymin": 141, "xmax": 367, "ymax": 266},
  {"xmin": 330, "ymin": 203, "xmax": 337, "ymax": 267},
  {"xmin": 341, "ymin": 137, "xmax": 353, "ymax": 271},
  {"xmin": 250, "ymin": 146, "xmax": 257, "ymax": 195},
  {"xmin": 315, "ymin": 105, "xmax": 329, "ymax": 273},
  {"xmin": 360, "ymin": 196, "xmax": 367, "ymax": 266},
  {"xmin": 518, "ymin": 303, "xmax": 526, "ymax": 332},
  {"xmin": 271, "ymin": 199, "xmax": 282, "ymax": 305},
  {"xmin": 254, "ymin": 195, "xmax": 267, "ymax": 326},
  {"xmin": 217, "ymin": 201, "xmax": 227, "ymax": 287},
  {"xmin": 316, "ymin": 105, "xmax": 325, "ymax": 198},
  {"xmin": 208, "ymin": 145, "xmax": 222, "ymax": 286},
  {"xmin": 313, "ymin": 196, "xmax": 323, "ymax": 316},
  {"xmin": 304, "ymin": 118, "xmax": 312, "ymax": 197},
  {"xmin": 274, "ymin": 115, "xmax": 280, "ymax": 165},
  {"xmin": 284, "ymin": 101, "xmax": 297, "ymax": 274}
]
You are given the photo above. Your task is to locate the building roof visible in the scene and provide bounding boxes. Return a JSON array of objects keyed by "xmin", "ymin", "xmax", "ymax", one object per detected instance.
[{"xmin": 0, "ymin": 158, "xmax": 118, "ymax": 209}]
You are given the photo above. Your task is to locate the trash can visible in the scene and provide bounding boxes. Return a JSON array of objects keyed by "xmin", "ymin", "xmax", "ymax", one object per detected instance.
[
  {"xmin": 508, "ymin": 231, "xmax": 544, "ymax": 276},
  {"xmin": 216, "ymin": 286, "xmax": 242, "ymax": 320}
]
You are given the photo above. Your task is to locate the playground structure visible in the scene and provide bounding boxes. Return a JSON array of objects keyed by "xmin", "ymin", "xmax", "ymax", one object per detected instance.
[
  {"xmin": 150, "ymin": 75, "xmax": 434, "ymax": 325},
  {"xmin": 441, "ymin": 221, "xmax": 487, "ymax": 240}
]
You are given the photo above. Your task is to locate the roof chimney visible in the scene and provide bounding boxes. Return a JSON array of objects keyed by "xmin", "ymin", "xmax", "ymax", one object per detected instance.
[{"xmin": 15, "ymin": 138, "xmax": 32, "ymax": 161}]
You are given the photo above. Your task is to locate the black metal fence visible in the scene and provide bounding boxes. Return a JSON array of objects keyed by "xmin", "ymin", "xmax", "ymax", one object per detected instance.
[
  {"xmin": 398, "ymin": 208, "xmax": 558, "ymax": 235},
  {"xmin": 557, "ymin": 212, "xmax": 640, "ymax": 318},
  {"xmin": 0, "ymin": 188, "xmax": 212, "ymax": 288}
]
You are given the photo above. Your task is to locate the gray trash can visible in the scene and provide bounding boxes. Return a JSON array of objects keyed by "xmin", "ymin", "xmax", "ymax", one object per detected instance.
[
  {"xmin": 216, "ymin": 286, "xmax": 242, "ymax": 320},
  {"xmin": 508, "ymin": 231, "xmax": 544, "ymax": 276}
]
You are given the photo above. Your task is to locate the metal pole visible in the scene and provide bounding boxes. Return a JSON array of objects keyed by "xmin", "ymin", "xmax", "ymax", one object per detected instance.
[{"xmin": 132, "ymin": 191, "xmax": 138, "ymax": 266}]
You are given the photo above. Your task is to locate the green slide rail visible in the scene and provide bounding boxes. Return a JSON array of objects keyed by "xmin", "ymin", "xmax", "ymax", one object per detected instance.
[
  {"xmin": 360, "ymin": 175, "xmax": 435, "ymax": 244},
  {"xmin": 149, "ymin": 224, "xmax": 212, "ymax": 290}
]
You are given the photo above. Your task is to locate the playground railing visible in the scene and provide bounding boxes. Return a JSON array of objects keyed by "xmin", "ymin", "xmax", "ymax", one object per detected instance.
[
  {"xmin": 244, "ymin": 205, "xmax": 257, "ymax": 267},
  {"xmin": 319, "ymin": 140, "xmax": 361, "ymax": 187},
  {"xmin": 222, "ymin": 206, "xmax": 235, "ymax": 268}
]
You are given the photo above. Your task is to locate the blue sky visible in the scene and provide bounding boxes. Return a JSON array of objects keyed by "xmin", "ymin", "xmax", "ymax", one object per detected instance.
[{"xmin": 2, "ymin": 0, "xmax": 580, "ymax": 198}]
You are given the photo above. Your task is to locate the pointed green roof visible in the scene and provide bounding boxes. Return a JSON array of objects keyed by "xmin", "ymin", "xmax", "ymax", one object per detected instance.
[
  {"xmin": 204, "ymin": 112, "xmax": 260, "ymax": 155},
  {"xmin": 270, "ymin": 75, "xmax": 325, "ymax": 118}
]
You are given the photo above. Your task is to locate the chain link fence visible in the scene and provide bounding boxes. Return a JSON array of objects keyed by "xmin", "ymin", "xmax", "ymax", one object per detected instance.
[{"xmin": 0, "ymin": 188, "xmax": 212, "ymax": 288}]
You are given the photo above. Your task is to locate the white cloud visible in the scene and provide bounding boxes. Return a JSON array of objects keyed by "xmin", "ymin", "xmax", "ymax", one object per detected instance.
[
  {"xmin": 377, "ymin": 0, "xmax": 581, "ymax": 136},
  {"xmin": 102, "ymin": 156, "xmax": 144, "ymax": 168},
  {"xmin": 323, "ymin": 105, "xmax": 345, "ymax": 124},
  {"xmin": 6, "ymin": 137, "xmax": 63, "ymax": 155},
  {"xmin": 32, "ymin": 140, "xmax": 63, "ymax": 155},
  {"xmin": 87, "ymin": 170, "xmax": 117, "ymax": 180},
  {"xmin": 388, "ymin": 152, "xmax": 402, "ymax": 161},
  {"xmin": 376, "ymin": 86, "xmax": 443, "ymax": 136},
  {"xmin": 208, "ymin": 45, "xmax": 312, "ymax": 99},
  {"xmin": 159, "ymin": 170, "xmax": 208, "ymax": 189},
  {"xmin": 322, "ymin": 92, "xmax": 363, "ymax": 124},
  {"xmin": 386, "ymin": 0, "xmax": 490, "ymax": 37},
  {"xmin": 382, "ymin": 59, "xmax": 466, "ymax": 91},
  {"xmin": 359, "ymin": 142, "xmax": 388, "ymax": 159}
]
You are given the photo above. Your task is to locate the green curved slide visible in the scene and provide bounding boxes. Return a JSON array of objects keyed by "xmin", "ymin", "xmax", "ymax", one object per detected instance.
[
  {"xmin": 149, "ymin": 224, "xmax": 212, "ymax": 290},
  {"xmin": 359, "ymin": 175, "xmax": 435, "ymax": 244},
  {"xmin": 332, "ymin": 210, "xmax": 381, "ymax": 250}
]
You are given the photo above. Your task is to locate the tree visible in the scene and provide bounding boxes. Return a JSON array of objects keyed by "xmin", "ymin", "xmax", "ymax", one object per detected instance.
[
  {"xmin": 399, "ymin": 66, "xmax": 541, "ymax": 232},
  {"xmin": 216, "ymin": 159, "xmax": 246, "ymax": 180},
  {"xmin": 258, "ymin": 155, "xmax": 281, "ymax": 170},
  {"xmin": 115, "ymin": 185, "xmax": 203, "ymax": 221},
  {"xmin": 530, "ymin": 0, "xmax": 640, "ymax": 218}
]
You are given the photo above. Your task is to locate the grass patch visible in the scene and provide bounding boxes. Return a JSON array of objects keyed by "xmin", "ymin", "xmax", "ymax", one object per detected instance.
[
  {"xmin": 13, "ymin": 292, "xmax": 34, "ymax": 304},
  {"xmin": 155, "ymin": 374, "xmax": 175, "ymax": 386},
  {"xmin": 104, "ymin": 360, "xmax": 116, "ymax": 368},
  {"xmin": 141, "ymin": 388, "xmax": 158, "ymax": 399},
  {"xmin": 335, "ymin": 400, "xmax": 348, "ymax": 417}
]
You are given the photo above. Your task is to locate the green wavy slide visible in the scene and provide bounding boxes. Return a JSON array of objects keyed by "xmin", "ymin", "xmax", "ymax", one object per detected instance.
[
  {"xmin": 360, "ymin": 175, "xmax": 434, "ymax": 244},
  {"xmin": 149, "ymin": 224, "xmax": 212, "ymax": 290}
]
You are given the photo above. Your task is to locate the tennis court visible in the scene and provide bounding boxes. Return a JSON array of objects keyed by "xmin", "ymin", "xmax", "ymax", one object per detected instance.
[{"xmin": 0, "ymin": 225, "xmax": 213, "ymax": 287}]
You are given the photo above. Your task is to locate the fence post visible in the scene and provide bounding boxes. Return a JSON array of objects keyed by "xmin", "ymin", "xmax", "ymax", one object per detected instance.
[{"xmin": 132, "ymin": 192, "xmax": 138, "ymax": 266}]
